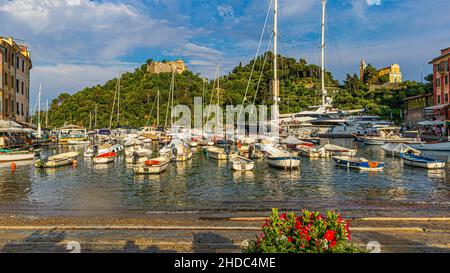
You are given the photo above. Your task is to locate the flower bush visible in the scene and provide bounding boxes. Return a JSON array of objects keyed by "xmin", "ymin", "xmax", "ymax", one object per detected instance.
[{"xmin": 243, "ymin": 208, "xmax": 361, "ymax": 253}]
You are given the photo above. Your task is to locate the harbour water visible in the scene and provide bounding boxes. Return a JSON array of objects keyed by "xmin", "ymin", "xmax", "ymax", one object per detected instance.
[{"xmin": 0, "ymin": 139, "xmax": 449, "ymax": 217}]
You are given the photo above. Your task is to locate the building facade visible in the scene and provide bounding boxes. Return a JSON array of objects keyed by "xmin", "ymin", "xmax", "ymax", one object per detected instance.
[
  {"xmin": 430, "ymin": 47, "xmax": 450, "ymax": 109},
  {"xmin": 403, "ymin": 93, "xmax": 433, "ymax": 128},
  {"xmin": 147, "ymin": 59, "xmax": 187, "ymax": 75},
  {"xmin": 0, "ymin": 37, "xmax": 32, "ymax": 123},
  {"xmin": 377, "ymin": 63, "xmax": 402, "ymax": 83}
]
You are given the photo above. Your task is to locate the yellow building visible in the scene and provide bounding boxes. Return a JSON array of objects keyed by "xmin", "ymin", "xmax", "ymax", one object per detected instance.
[
  {"xmin": 147, "ymin": 59, "xmax": 187, "ymax": 74},
  {"xmin": 377, "ymin": 63, "xmax": 402, "ymax": 83},
  {"xmin": 0, "ymin": 36, "xmax": 32, "ymax": 123}
]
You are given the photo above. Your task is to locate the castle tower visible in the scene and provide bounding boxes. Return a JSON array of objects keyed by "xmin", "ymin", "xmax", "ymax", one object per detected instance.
[{"xmin": 360, "ymin": 59, "xmax": 367, "ymax": 80}]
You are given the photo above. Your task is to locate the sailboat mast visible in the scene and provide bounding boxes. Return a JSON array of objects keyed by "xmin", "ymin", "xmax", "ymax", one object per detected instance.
[
  {"xmin": 171, "ymin": 70, "xmax": 175, "ymax": 127},
  {"xmin": 94, "ymin": 103, "xmax": 97, "ymax": 129},
  {"xmin": 37, "ymin": 83, "xmax": 42, "ymax": 138},
  {"xmin": 321, "ymin": 0, "xmax": 327, "ymax": 106},
  {"xmin": 117, "ymin": 77, "xmax": 120, "ymax": 127},
  {"xmin": 273, "ymin": 0, "xmax": 279, "ymax": 108},
  {"xmin": 157, "ymin": 89, "xmax": 160, "ymax": 127},
  {"xmin": 45, "ymin": 99, "xmax": 48, "ymax": 128}
]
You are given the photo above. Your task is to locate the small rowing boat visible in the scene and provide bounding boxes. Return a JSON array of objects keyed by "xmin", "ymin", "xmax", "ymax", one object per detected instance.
[
  {"xmin": 93, "ymin": 152, "xmax": 116, "ymax": 164},
  {"xmin": 400, "ymin": 153, "xmax": 446, "ymax": 169},
  {"xmin": 297, "ymin": 146, "xmax": 329, "ymax": 158},
  {"xmin": 67, "ymin": 140, "xmax": 90, "ymax": 145},
  {"xmin": 409, "ymin": 141, "xmax": 450, "ymax": 151},
  {"xmin": 206, "ymin": 147, "xmax": 229, "ymax": 160},
  {"xmin": 261, "ymin": 144, "xmax": 301, "ymax": 170},
  {"xmin": 0, "ymin": 149, "xmax": 35, "ymax": 162},
  {"xmin": 35, "ymin": 152, "xmax": 79, "ymax": 168},
  {"xmin": 133, "ymin": 157, "xmax": 171, "ymax": 174},
  {"xmin": 332, "ymin": 156, "xmax": 384, "ymax": 171},
  {"xmin": 324, "ymin": 144, "xmax": 357, "ymax": 157},
  {"xmin": 230, "ymin": 155, "xmax": 254, "ymax": 171}
]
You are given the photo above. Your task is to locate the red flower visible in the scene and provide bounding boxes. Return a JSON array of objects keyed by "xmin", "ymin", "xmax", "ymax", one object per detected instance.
[
  {"xmin": 317, "ymin": 214, "xmax": 323, "ymax": 220},
  {"xmin": 324, "ymin": 230, "xmax": 335, "ymax": 242},
  {"xmin": 288, "ymin": 237, "xmax": 293, "ymax": 243},
  {"xmin": 280, "ymin": 213, "xmax": 287, "ymax": 220},
  {"xmin": 329, "ymin": 240, "xmax": 337, "ymax": 249},
  {"xmin": 295, "ymin": 220, "xmax": 302, "ymax": 230}
]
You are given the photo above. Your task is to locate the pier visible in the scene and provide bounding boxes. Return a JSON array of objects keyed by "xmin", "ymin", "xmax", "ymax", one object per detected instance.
[{"xmin": 0, "ymin": 213, "xmax": 449, "ymax": 253}]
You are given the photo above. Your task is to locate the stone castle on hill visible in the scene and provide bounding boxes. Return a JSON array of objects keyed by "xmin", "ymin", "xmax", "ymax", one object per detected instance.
[{"xmin": 147, "ymin": 59, "xmax": 187, "ymax": 74}]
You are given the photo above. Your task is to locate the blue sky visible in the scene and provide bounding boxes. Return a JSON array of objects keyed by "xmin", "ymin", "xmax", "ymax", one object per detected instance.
[{"xmin": 0, "ymin": 0, "xmax": 449, "ymax": 105}]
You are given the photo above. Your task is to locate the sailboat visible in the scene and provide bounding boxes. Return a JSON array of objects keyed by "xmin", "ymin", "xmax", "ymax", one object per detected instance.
[
  {"xmin": 264, "ymin": 0, "xmax": 301, "ymax": 170},
  {"xmin": 279, "ymin": 0, "xmax": 364, "ymax": 139}
]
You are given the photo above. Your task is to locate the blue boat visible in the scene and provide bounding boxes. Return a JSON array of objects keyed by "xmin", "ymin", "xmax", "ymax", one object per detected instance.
[
  {"xmin": 400, "ymin": 153, "xmax": 446, "ymax": 169},
  {"xmin": 332, "ymin": 156, "xmax": 384, "ymax": 171}
]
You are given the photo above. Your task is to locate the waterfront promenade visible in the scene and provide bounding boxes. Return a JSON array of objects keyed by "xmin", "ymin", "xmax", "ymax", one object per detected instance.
[{"xmin": 0, "ymin": 212, "xmax": 449, "ymax": 253}]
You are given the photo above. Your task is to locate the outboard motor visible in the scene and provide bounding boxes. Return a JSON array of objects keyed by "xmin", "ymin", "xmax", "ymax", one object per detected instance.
[
  {"xmin": 132, "ymin": 151, "xmax": 140, "ymax": 164},
  {"xmin": 249, "ymin": 145, "xmax": 254, "ymax": 159},
  {"xmin": 92, "ymin": 145, "xmax": 99, "ymax": 157},
  {"xmin": 39, "ymin": 154, "xmax": 48, "ymax": 162},
  {"xmin": 172, "ymin": 147, "xmax": 178, "ymax": 158}
]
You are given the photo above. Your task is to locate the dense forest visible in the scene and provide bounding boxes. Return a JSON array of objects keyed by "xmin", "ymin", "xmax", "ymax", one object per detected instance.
[{"xmin": 45, "ymin": 52, "xmax": 432, "ymax": 128}]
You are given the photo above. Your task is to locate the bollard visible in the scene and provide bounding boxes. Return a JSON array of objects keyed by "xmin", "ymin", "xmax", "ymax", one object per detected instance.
[{"xmin": 11, "ymin": 162, "xmax": 16, "ymax": 172}]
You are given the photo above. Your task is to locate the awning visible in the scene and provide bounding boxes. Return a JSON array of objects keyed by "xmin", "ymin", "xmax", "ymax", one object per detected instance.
[
  {"xmin": 417, "ymin": 120, "xmax": 446, "ymax": 126},
  {"xmin": 424, "ymin": 104, "xmax": 449, "ymax": 111}
]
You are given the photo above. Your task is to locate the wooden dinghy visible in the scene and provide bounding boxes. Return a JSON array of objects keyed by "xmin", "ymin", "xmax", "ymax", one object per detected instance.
[
  {"xmin": 133, "ymin": 157, "xmax": 171, "ymax": 175},
  {"xmin": 400, "ymin": 153, "xmax": 446, "ymax": 169},
  {"xmin": 261, "ymin": 144, "xmax": 301, "ymax": 170},
  {"xmin": 125, "ymin": 147, "xmax": 152, "ymax": 164},
  {"xmin": 230, "ymin": 155, "xmax": 254, "ymax": 171},
  {"xmin": 205, "ymin": 147, "xmax": 229, "ymax": 160},
  {"xmin": 297, "ymin": 146, "xmax": 329, "ymax": 158},
  {"xmin": 332, "ymin": 156, "xmax": 384, "ymax": 171},
  {"xmin": 324, "ymin": 144, "xmax": 357, "ymax": 157},
  {"xmin": 93, "ymin": 152, "xmax": 117, "ymax": 164},
  {"xmin": 35, "ymin": 152, "xmax": 79, "ymax": 168}
]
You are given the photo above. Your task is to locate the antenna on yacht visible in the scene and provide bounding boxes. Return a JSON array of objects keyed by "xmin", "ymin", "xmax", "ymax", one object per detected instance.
[
  {"xmin": 273, "ymin": 0, "xmax": 279, "ymax": 112},
  {"xmin": 321, "ymin": 0, "xmax": 327, "ymax": 107}
]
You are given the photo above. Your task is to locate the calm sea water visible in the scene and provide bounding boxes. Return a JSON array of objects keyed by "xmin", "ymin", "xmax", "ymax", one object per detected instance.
[{"xmin": 0, "ymin": 139, "xmax": 449, "ymax": 217}]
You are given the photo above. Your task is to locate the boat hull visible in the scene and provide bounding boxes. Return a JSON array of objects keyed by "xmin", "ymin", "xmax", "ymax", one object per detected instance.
[
  {"xmin": 409, "ymin": 142, "xmax": 450, "ymax": 151},
  {"xmin": 230, "ymin": 156, "xmax": 255, "ymax": 171},
  {"xmin": 400, "ymin": 154, "xmax": 446, "ymax": 169},
  {"xmin": 172, "ymin": 150, "xmax": 193, "ymax": 162},
  {"xmin": 133, "ymin": 161, "xmax": 170, "ymax": 174},
  {"xmin": 267, "ymin": 156, "xmax": 301, "ymax": 169},
  {"xmin": 35, "ymin": 158, "xmax": 74, "ymax": 168},
  {"xmin": 93, "ymin": 156, "xmax": 115, "ymax": 164},
  {"xmin": 0, "ymin": 153, "xmax": 35, "ymax": 162},
  {"xmin": 332, "ymin": 156, "xmax": 384, "ymax": 171}
]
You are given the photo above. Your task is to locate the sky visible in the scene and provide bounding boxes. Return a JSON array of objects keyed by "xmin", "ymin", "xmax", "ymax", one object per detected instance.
[{"xmin": 0, "ymin": 0, "xmax": 449, "ymax": 105}]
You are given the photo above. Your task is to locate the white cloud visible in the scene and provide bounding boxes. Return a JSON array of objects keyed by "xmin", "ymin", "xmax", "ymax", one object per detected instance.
[
  {"xmin": 217, "ymin": 4, "xmax": 234, "ymax": 18},
  {"xmin": 0, "ymin": 0, "xmax": 190, "ymax": 63},
  {"xmin": 30, "ymin": 63, "xmax": 136, "ymax": 103},
  {"xmin": 279, "ymin": 0, "xmax": 317, "ymax": 17}
]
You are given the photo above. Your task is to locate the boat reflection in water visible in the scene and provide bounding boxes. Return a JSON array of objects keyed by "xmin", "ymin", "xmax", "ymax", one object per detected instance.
[{"xmin": 0, "ymin": 139, "xmax": 448, "ymax": 216}]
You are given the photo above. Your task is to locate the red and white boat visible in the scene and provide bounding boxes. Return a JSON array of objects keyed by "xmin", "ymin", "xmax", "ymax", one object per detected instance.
[{"xmin": 93, "ymin": 152, "xmax": 117, "ymax": 164}]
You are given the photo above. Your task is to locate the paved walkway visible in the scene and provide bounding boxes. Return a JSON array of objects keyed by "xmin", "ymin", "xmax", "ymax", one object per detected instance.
[{"xmin": 0, "ymin": 214, "xmax": 449, "ymax": 253}]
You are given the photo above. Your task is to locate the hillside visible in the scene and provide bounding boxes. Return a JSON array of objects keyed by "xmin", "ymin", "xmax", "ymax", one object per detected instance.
[{"xmin": 46, "ymin": 52, "xmax": 432, "ymax": 128}]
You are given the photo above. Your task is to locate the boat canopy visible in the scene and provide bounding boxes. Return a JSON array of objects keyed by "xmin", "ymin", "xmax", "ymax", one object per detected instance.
[
  {"xmin": 417, "ymin": 120, "xmax": 446, "ymax": 126},
  {"xmin": 282, "ymin": 135, "xmax": 304, "ymax": 145}
]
